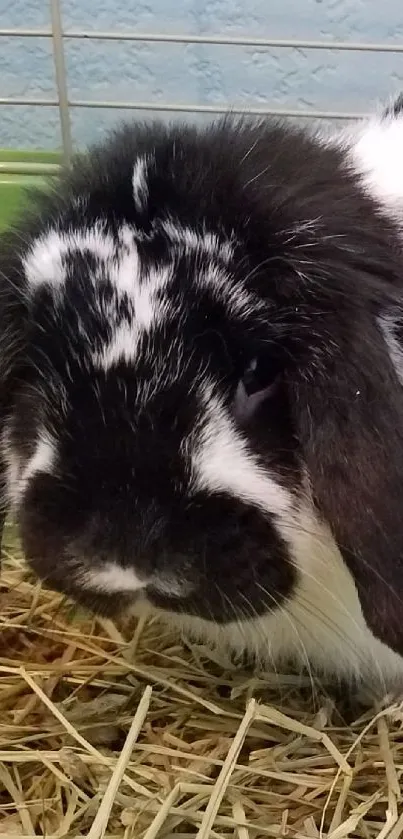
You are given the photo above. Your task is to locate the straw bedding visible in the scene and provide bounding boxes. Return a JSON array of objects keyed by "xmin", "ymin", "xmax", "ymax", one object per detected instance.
[{"xmin": 1, "ymin": 521, "xmax": 403, "ymax": 839}]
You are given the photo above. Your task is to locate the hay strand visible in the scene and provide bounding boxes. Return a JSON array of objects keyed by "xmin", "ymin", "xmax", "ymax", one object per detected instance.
[
  {"xmin": 195, "ymin": 699, "xmax": 256, "ymax": 839},
  {"xmin": 87, "ymin": 685, "xmax": 152, "ymax": 839},
  {"xmin": 255, "ymin": 704, "xmax": 351, "ymax": 775}
]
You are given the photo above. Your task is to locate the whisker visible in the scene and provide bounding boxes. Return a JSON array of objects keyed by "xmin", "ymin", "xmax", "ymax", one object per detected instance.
[
  {"xmin": 237, "ymin": 590, "xmax": 280, "ymax": 679},
  {"xmin": 279, "ymin": 515, "xmax": 403, "ymax": 613},
  {"xmin": 254, "ymin": 582, "xmax": 317, "ymax": 704}
]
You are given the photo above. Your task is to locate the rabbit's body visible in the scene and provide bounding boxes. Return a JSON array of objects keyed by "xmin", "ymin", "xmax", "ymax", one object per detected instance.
[{"xmin": 2, "ymin": 100, "xmax": 403, "ymax": 689}]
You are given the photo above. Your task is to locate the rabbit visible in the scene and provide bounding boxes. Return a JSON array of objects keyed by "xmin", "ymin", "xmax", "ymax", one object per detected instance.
[{"xmin": 2, "ymin": 94, "xmax": 403, "ymax": 692}]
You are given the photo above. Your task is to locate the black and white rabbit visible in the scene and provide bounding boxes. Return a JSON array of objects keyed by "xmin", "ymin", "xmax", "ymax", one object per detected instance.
[{"xmin": 2, "ymin": 96, "xmax": 403, "ymax": 689}]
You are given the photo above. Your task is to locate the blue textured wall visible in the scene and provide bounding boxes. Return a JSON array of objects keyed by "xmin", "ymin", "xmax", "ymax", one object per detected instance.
[{"xmin": 1, "ymin": 0, "xmax": 403, "ymax": 150}]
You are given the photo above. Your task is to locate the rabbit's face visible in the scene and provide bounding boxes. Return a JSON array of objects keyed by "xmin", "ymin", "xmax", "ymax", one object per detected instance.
[
  {"xmin": 4, "ymin": 215, "xmax": 300, "ymax": 621},
  {"xmin": 4, "ymin": 113, "xmax": 403, "ymax": 682}
]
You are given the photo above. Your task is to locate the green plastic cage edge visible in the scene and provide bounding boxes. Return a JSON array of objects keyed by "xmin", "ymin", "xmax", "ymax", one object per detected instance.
[{"xmin": 0, "ymin": 150, "xmax": 61, "ymax": 230}]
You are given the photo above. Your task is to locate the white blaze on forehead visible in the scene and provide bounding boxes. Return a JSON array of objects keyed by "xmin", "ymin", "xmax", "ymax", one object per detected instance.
[
  {"xmin": 93, "ymin": 322, "xmax": 137, "ymax": 369},
  {"xmin": 190, "ymin": 386, "xmax": 293, "ymax": 520},
  {"xmin": 131, "ymin": 263, "xmax": 171, "ymax": 329},
  {"xmin": 23, "ymin": 229, "xmax": 68, "ymax": 290},
  {"xmin": 22, "ymin": 219, "xmax": 173, "ymax": 370},
  {"xmin": 24, "ymin": 224, "xmax": 141, "ymax": 294},
  {"xmin": 92, "ymin": 263, "xmax": 172, "ymax": 370},
  {"xmin": 107, "ymin": 224, "xmax": 140, "ymax": 296},
  {"xmin": 132, "ymin": 154, "xmax": 153, "ymax": 213},
  {"xmin": 23, "ymin": 224, "xmax": 118, "ymax": 291},
  {"xmin": 22, "ymin": 213, "xmax": 252, "ymax": 376}
]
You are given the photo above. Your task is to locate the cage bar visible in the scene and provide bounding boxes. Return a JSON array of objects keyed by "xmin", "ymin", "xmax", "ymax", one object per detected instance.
[
  {"xmin": 1, "ymin": 28, "xmax": 403, "ymax": 52},
  {"xmin": 49, "ymin": 0, "xmax": 72, "ymax": 160}
]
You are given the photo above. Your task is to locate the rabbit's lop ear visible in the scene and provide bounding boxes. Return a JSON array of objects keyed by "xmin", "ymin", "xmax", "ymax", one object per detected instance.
[
  {"xmin": 291, "ymin": 303, "xmax": 403, "ymax": 657},
  {"xmin": 245, "ymin": 126, "xmax": 403, "ymax": 657}
]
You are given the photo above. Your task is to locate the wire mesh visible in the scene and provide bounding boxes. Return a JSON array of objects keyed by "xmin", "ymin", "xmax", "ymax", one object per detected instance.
[{"xmin": 1, "ymin": 0, "xmax": 403, "ymax": 163}]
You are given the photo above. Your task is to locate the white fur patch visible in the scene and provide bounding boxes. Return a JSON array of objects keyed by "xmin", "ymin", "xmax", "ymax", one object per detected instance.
[
  {"xmin": 23, "ymin": 229, "xmax": 69, "ymax": 290},
  {"xmin": 23, "ymin": 224, "xmax": 117, "ymax": 292},
  {"xmin": 198, "ymin": 262, "xmax": 259, "ymax": 321},
  {"xmin": 23, "ymin": 216, "xmax": 247, "ymax": 375},
  {"xmin": 190, "ymin": 384, "xmax": 293, "ymax": 520},
  {"xmin": 130, "ymin": 266, "xmax": 171, "ymax": 330},
  {"xmin": 24, "ymin": 223, "xmax": 144, "ymax": 293},
  {"xmin": 337, "ymin": 113, "xmax": 403, "ymax": 221},
  {"xmin": 1, "ymin": 426, "xmax": 21, "ymax": 510},
  {"xmin": 157, "ymin": 222, "xmax": 253, "ymax": 319},
  {"xmin": 81, "ymin": 561, "xmax": 190, "ymax": 599},
  {"xmin": 82, "ymin": 562, "xmax": 148, "ymax": 593},
  {"xmin": 93, "ymin": 322, "xmax": 137, "ymax": 370},
  {"xmin": 108, "ymin": 225, "xmax": 140, "ymax": 297},
  {"xmin": 23, "ymin": 221, "xmax": 175, "ymax": 370},
  {"xmin": 132, "ymin": 155, "xmax": 151, "ymax": 213},
  {"xmin": 379, "ymin": 313, "xmax": 403, "ymax": 387},
  {"xmin": 22, "ymin": 436, "xmax": 56, "ymax": 484},
  {"xmin": 3, "ymin": 428, "xmax": 57, "ymax": 509},
  {"xmin": 92, "ymin": 263, "xmax": 172, "ymax": 370},
  {"xmin": 161, "ymin": 219, "xmax": 234, "ymax": 263}
]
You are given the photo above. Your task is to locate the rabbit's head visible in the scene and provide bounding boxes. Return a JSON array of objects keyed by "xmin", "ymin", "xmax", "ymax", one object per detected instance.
[{"xmin": 2, "ymin": 111, "xmax": 403, "ymax": 683}]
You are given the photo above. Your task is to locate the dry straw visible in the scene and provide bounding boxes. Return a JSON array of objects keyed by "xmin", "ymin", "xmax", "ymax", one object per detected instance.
[{"xmin": 0, "ymin": 521, "xmax": 402, "ymax": 838}]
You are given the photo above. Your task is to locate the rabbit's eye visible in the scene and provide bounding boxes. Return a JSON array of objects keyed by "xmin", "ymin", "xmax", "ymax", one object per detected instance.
[
  {"xmin": 241, "ymin": 358, "xmax": 270, "ymax": 396},
  {"xmin": 233, "ymin": 358, "xmax": 279, "ymax": 424}
]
